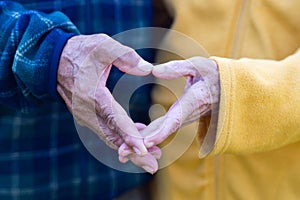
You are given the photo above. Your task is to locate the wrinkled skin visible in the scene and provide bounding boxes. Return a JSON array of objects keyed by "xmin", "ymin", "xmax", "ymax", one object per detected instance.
[
  {"xmin": 143, "ymin": 57, "xmax": 220, "ymax": 148},
  {"xmin": 118, "ymin": 123, "xmax": 161, "ymax": 174},
  {"xmin": 119, "ymin": 57, "xmax": 220, "ymax": 173},
  {"xmin": 57, "ymin": 34, "xmax": 160, "ymax": 173},
  {"xmin": 57, "ymin": 35, "xmax": 220, "ymax": 174}
]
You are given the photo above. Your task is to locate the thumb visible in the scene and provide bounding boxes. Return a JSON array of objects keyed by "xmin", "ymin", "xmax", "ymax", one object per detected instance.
[
  {"xmin": 143, "ymin": 115, "xmax": 180, "ymax": 148},
  {"xmin": 152, "ymin": 59, "xmax": 197, "ymax": 79},
  {"xmin": 143, "ymin": 96, "xmax": 191, "ymax": 148},
  {"xmin": 152, "ymin": 57, "xmax": 215, "ymax": 79},
  {"xmin": 143, "ymin": 87, "xmax": 201, "ymax": 148},
  {"xmin": 91, "ymin": 34, "xmax": 153, "ymax": 76}
]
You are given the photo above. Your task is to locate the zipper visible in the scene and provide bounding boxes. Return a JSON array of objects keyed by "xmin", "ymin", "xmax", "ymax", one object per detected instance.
[
  {"xmin": 214, "ymin": 155, "xmax": 220, "ymax": 200},
  {"xmin": 215, "ymin": 3, "xmax": 250, "ymax": 198},
  {"xmin": 231, "ymin": 0, "xmax": 249, "ymax": 58}
]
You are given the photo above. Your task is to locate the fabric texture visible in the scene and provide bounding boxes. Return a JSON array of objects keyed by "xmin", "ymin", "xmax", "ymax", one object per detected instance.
[
  {"xmin": 152, "ymin": 0, "xmax": 300, "ymax": 199},
  {"xmin": 0, "ymin": 0, "xmax": 154, "ymax": 199},
  {"xmin": 0, "ymin": 1, "xmax": 78, "ymax": 112},
  {"xmin": 205, "ymin": 51, "xmax": 300, "ymax": 156}
]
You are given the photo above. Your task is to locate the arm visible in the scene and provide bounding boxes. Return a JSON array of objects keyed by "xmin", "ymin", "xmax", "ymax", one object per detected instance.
[
  {"xmin": 0, "ymin": 1, "xmax": 159, "ymax": 173},
  {"xmin": 201, "ymin": 49, "xmax": 300, "ymax": 156},
  {"xmin": 0, "ymin": 1, "xmax": 78, "ymax": 112},
  {"xmin": 143, "ymin": 49, "xmax": 299, "ymax": 160}
]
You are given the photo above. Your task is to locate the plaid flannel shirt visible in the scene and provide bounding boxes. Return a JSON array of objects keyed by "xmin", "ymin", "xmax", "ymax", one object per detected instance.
[{"xmin": 0, "ymin": 0, "xmax": 154, "ymax": 199}]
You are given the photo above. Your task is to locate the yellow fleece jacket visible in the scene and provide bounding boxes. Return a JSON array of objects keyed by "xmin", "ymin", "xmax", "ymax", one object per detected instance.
[{"xmin": 152, "ymin": 0, "xmax": 300, "ymax": 199}]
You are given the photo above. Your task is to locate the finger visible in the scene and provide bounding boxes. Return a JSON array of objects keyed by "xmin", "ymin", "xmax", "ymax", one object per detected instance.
[
  {"xmin": 95, "ymin": 88, "xmax": 148, "ymax": 155},
  {"xmin": 153, "ymin": 57, "xmax": 214, "ymax": 79},
  {"xmin": 153, "ymin": 60, "xmax": 197, "ymax": 79},
  {"xmin": 148, "ymin": 146, "xmax": 162, "ymax": 159},
  {"xmin": 134, "ymin": 122, "xmax": 147, "ymax": 131},
  {"xmin": 112, "ymin": 105, "xmax": 148, "ymax": 155},
  {"xmin": 139, "ymin": 116, "xmax": 165, "ymax": 138},
  {"xmin": 119, "ymin": 150, "xmax": 161, "ymax": 165},
  {"xmin": 113, "ymin": 50, "xmax": 153, "ymax": 76},
  {"xmin": 143, "ymin": 89, "xmax": 201, "ymax": 148},
  {"xmin": 118, "ymin": 141, "xmax": 161, "ymax": 159},
  {"xmin": 134, "ymin": 123, "xmax": 162, "ymax": 158},
  {"xmin": 142, "ymin": 115, "xmax": 181, "ymax": 148},
  {"xmin": 119, "ymin": 155, "xmax": 129, "ymax": 163},
  {"xmin": 129, "ymin": 153, "xmax": 158, "ymax": 174},
  {"xmin": 117, "ymin": 143, "xmax": 159, "ymax": 173},
  {"xmin": 118, "ymin": 143, "xmax": 134, "ymax": 157},
  {"xmin": 78, "ymin": 110, "xmax": 123, "ymax": 149},
  {"xmin": 90, "ymin": 34, "xmax": 153, "ymax": 76}
]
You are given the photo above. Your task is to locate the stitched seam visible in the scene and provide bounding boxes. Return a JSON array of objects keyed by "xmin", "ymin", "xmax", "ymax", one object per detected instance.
[{"xmin": 217, "ymin": 61, "xmax": 235, "ymax": 154}]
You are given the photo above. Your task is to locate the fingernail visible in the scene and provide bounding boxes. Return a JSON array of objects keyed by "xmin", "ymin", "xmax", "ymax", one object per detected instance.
[
  {"xmin": 145, "ymin": 141, "xmax": 154, "ymax": 148},
  {"xmin": 153, "ymin": 65, "xmax": 165, "ymax": 74},
  {"xmin": 133, "ymin": 147, "xmax": 143, "ymax": 155},
  {"xmin": 142, "ymin": 166, "xmax": 155, "ymax": 174},
  {"xmin": 138, "ymin": 60, "xmax": 153, "ymax": 73},
  {"xmin": 119, "ymin": 156, "xmax": 129, "ymax": 163},
  {"xmin": 120, "ymin": 149, "xmax": 132, "ymax": 157},
  {"xmin": 135, "ymin": 144, "xmax": 148, "ymax": 155}
]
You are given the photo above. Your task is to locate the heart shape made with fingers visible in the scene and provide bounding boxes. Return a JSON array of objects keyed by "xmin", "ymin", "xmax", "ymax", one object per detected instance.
[
  {"xmin": 117, "ymin": 57, "xmax": 220, "ymax": 173},
  {"xmin": 57, "ymin": 34, "xmax": 220, "ymax": 174}
]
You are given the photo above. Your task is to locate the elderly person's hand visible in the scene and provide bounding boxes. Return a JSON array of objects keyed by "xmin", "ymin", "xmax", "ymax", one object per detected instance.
[
  {"xmin": 57, "ymin": 34, "xmax": 159, "ymax": 173},
  {"xmin": 143, "ymin": 57, "xmax": 220, "ymax": 149}
]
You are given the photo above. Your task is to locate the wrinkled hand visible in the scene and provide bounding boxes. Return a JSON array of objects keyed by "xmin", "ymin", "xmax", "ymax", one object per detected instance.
[
  {"xmin": 118, "ymin": 123, "xmax": 161, "ymax": 174},
  {"xmin": 143, "ymin": 57, "xmax": 220, "ymax": 148},
  {"xmin": 57, "ymin": 34, "xmax": 159, "ymax": 173}
]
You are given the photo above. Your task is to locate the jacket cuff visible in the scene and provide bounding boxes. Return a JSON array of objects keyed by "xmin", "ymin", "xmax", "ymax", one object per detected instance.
[
  {"xmin": 48, "ymin": 29, "xmax": 77, "ymax": 100},
  {"xmin": 198, "ymin": 56, "xmax": 229, "ymax": 158}
]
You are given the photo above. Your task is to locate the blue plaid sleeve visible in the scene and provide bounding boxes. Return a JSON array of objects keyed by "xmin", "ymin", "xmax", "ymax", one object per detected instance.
[
  {"xmin": 0, "ymin": 1, "xmax": 155, "ymax": 199},
  {"xmin": 0, "ymin": 1, "xmax": 79, "ymax": 112}
]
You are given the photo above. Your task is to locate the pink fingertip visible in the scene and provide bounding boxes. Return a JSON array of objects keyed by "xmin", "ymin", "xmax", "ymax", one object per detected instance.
[
  {"xmin": 142, "ymin": 166, "xmax": 154, "ymax": 174},
  {"xmin": 134, "ymin": 122, "xmax": 147, "ymax": 131},
  {"xmin": 149, "ymin": 146, "xmax": 162, "ymax": 159},
  {"xmin": 145, "ymin": 141, "xmax": 154, "ymax": 148},
  {"xmin": 133, "ymin": 146, "xmax": 147, "ymax": 156},
  {"xmin": 119, "ymin": 156, "xmax": 129, "ymax": 163},
  {"xmin": 137, "ymin": 59, "xmax": 153, "ymax": 74}
]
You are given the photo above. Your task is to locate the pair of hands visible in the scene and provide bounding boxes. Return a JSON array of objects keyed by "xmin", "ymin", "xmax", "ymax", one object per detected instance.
[{"xmin": 57, "ymin": 34, "xmax": 220, "ymax": 174}]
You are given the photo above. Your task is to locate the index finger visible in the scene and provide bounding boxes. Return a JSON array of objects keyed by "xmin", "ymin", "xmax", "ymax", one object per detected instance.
[
  {"xmin": 84, "ymin": 34, "xmax": 153, "ymax": 76},
  {"xmin": 95, "ymin": 87, "xmax": 148, "ymax": 155}
]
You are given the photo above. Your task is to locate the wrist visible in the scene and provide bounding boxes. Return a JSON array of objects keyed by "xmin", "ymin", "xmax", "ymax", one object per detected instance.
[
  {"xmin": 48, "ymin": 29, "xmax": 77, "ymax": 100},
  {"xmin": 206, "ymin": 59, "xmax": 220, "ymax": 106}
]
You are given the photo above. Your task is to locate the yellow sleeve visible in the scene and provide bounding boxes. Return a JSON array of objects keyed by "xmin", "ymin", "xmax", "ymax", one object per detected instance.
[{"xmin": 199, "ymin": 49, "xmax": 300, "ymax": 157}]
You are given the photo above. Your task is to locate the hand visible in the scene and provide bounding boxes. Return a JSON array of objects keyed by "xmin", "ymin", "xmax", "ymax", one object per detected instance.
[
  {"xmin": 143, "ymin": 57, "xmax": 220, "ymax": 148},
  {"xmin": 118, "ymin": 123, "xmax": 162, "ymax": 174},
  {"xmin": 57, "ymin": 34, "xmax": 155, "ymax": 169}
]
